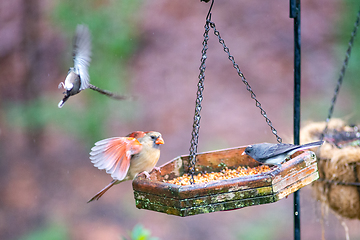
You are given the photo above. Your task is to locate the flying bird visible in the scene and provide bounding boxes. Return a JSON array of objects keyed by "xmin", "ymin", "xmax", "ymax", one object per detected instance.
[
  {"xmin": 242, "ymin": 140, "xmax": 324, "ymax": 166},
  {"xmin": 58, "ymin": 24, "xmax": 128, "ymax": 108},
  {"xmin": 88, "ymin": 131, "xmax": 164, "ymax": 203}
]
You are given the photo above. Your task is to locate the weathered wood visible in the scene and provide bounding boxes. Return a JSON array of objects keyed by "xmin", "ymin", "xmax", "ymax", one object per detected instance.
[
  {"xmin": 134, "ymin": 172, "xmax": 272, "ymax": 199},
  {"xmin": 136, "ymin": 194, "xmax": 278, "ymax": 217},
  {"xmin": 276, "ymin": 171, "xmax": 319, "ymax": 200},
  {"xmin": 135, "ymin": 194, "xmax": 278, "ymax": 217},
  {"xmin": 134, "ymin": 185, "xmax": 273, "ymax": 208},
  {"xmin": 273, "ymin": 162, "xmax": 318, "ymax": 192},
  {"xmin": 132, "ymin": 146, "xmax": 319, "ymax": 217}
]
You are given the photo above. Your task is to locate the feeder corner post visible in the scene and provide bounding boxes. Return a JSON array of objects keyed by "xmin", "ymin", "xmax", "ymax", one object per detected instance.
[{"xmin": 290, "ymin": 0, "xmax": 301, "ymax": 240}]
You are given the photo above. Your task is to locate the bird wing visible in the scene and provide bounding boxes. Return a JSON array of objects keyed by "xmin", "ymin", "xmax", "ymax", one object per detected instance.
[
  {"xmin": 267, "ymin": 141, "xmax": 324, "ymax": 158},
  {"xmin": 258, "ymin": 143, "xmax": 299, "ymax": 160},
  {"xmin": 127, "ymin": 131, "xmax": 146, "ymax": 139},
  {"xmin": 73, "ymin": 25, "xmax": 91, "ymax": 90},
  {"xmin": 90, "ymin": 137, "xmax": 142, "ymax": 181},
  {"xmin": 256, "ymin": 141, "xmax": 324, "ymax": 161}
]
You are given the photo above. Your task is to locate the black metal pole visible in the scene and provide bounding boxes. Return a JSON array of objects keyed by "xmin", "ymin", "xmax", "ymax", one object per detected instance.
[{"xmin": 290, "ymin": 1, "xmax": 301, "ymax": 240}]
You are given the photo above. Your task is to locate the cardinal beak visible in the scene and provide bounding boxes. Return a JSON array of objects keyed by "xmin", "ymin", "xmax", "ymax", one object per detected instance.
[{"xmin": 155, "ymin": 136, "xmax": 165, "ymax": 145}]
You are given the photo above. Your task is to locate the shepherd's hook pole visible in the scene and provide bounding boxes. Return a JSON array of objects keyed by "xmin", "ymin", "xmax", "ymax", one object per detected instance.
[{"xmin": 290, "ymin": 0, "xmax": 301, "ymax": 240}]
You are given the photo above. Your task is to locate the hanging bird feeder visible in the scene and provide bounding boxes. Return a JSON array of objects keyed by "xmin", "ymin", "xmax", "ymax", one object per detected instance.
[
  {"xmin": 299, "ymin": 7, "xmax": 360, "ymax": 220},
  {"xmin": 133, "ymin": 0, "xmax": 319, "ymax": 216},
  {"xmin": 133, "ymin": 146, "xmax": 318, "ymax": 217},
  {"xmin": 301, "ymin": 119, "xmax": 360, "ymax": 220}
]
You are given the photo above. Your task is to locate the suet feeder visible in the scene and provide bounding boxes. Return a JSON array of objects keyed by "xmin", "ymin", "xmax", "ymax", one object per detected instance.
[{"xmin": 301, "ymin": 119, "xmax": 360, "ymax": 220}]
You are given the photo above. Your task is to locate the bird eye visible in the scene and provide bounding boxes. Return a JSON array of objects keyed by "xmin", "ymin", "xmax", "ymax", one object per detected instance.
[
  {"xmin": 245, "ymin": 146, "xmax": 252, "ymax": 153},
  {"xmin": 151, "ymin": 135, "xmax": 156, "ymax": 140}
]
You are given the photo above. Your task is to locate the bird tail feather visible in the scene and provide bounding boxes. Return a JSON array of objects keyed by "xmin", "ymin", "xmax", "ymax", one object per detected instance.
[
  {"xmin": 87, "ymin": 179, "xmax": 119, "ymax": 203},
  {"xmin": 89, "ymin": 84, "xmax": 130, "ymax": 100},
  {"xmin": 299, "ymin": 140, "xmax": 324, "ymax": 149}
]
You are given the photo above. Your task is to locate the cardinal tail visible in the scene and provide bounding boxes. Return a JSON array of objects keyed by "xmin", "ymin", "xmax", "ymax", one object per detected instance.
[
  {"xmin": 58, "ymin": 94, "xmax": 70, "ymax": 108},
  {"xmin": 87, "ymin": 179, "xmax": 119, "ymax": 203},
  {"xmin": 89, "ymin": 84, "xmax": 129, "ymax": 100}
]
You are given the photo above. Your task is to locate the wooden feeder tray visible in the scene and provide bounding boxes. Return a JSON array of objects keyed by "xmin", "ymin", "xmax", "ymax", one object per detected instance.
[{"xmin": 132, "ymin": 146, "xmax": 319, "ymax": 217}]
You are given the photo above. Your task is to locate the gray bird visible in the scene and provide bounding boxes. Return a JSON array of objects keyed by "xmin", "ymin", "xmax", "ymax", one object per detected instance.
[
  {"xmin": 242, "ymin": 140, "xmax": 324, "ymax": 166},
  {"xmin": 58, "ymin": 24, "xmax": 128, "ymax": 108},
  {"xmin": 58, "ymin": 25, "xmax": 91, "ymax": 108}
]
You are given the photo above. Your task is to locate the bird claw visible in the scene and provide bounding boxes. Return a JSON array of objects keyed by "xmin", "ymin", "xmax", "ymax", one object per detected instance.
[
  {"xmin": 142, "ymin": 171, "xmax": 151, "ymax": 178},
  {"xmin": 153, "ymin": 166, "xmax": 161, "ymax": 173}
]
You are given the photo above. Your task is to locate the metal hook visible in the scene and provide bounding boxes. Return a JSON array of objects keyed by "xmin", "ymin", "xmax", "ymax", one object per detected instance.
[{"xmin": 205, "ymin": 0, "xmax": 214, "ymax": 21}]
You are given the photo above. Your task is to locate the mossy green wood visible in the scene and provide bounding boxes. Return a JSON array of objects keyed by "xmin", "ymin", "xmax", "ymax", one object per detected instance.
[
  {"xmin": 132, "ymin": 146, "xmax": 319, "ymax": 217},
  {"xmin": 135, "ymin": 194, "xmax": 278, "ymax": 216}
]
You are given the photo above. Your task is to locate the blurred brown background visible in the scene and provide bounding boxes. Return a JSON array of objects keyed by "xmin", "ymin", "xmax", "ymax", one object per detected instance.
[{"xmin": 1, "ymin": 0, "xmax": 360, "ymax": 239}]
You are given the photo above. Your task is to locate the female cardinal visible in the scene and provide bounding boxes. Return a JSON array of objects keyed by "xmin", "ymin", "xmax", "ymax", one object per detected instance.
[{"xmin": 87, "ymin": 131, "xmax": 164, "ymax": 203}]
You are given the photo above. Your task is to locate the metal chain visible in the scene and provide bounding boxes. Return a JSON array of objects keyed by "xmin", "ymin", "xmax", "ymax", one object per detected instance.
[
  {"xmin": 188, "ymin": 19, "xmax": 211, "ymax": 184},
  {"xmin": 209, "ymin": 20, "xmax": 283, "ymax": 143},
  {"xmin": 323, "ymin": 8, "xmax": 360, "ymax": 137},
  {"xmin": 189, "ymin": 3, "xmax": 283, "ymax": 183}
]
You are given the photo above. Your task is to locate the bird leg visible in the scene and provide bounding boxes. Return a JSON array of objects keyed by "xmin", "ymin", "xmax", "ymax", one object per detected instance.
[
  {"xmin": 267, "ymin": 171, "xmax": 276, "ymax": 178},
  {"xmin": 265, "ymin": 163, "xmax": 282, "ymax": 178},
  {"xmin": 153, "ymin": 166, "xmax": 161, "ymax": 173}
]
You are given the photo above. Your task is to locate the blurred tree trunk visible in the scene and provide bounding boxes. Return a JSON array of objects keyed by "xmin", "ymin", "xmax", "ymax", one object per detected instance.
[
  {"xmin": 22, "ymin": 0, "xmax": 44, "ymax": 153},
  {"xmin": 0, "ymin": 0, "xmax": 62, "ymax": 154}
]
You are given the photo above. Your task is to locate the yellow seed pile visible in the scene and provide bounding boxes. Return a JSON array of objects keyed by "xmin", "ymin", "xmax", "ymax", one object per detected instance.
[{"xmin": 165, "ymin": 165, "xmax": 271, "ymax": 186}]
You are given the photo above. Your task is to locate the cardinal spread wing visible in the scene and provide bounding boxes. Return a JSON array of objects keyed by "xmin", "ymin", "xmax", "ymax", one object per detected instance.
[
  {"xmin": 73, "ymin": 25, "xmax": 91, "ymax": 90},
  {"xmin": 90, "ymin": 137, "xmax": 142, "ymax": 181}
]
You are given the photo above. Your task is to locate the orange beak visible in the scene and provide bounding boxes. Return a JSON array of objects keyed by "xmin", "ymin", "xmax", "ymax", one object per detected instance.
[{"xmin": 155, "ymin": 136, "xmax": 165, "ymax": 145}]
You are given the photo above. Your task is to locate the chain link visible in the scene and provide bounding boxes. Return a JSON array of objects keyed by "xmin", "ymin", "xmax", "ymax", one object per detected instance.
[
  {"xmin": 322, "ymin": 8, "xmax": 360, "ymax": 137},
  {"xmin": 189, "ymin": 13, "xmax": 283, "ymax": 183},
  {"xmin": 209, "ymin": 21, "xmax": 282, "ymax": 143},
  {"xmin": 188, "ymin": 20, "xmax": 211, "ymax": 184}
]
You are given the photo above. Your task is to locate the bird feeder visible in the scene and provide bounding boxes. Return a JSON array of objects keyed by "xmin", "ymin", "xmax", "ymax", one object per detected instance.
[
  {"xmin": 132, "ymin": 146, "xmax": 319, "ymax": 217},
  {"xmin": 298, "ymin": 4, "xmax": 360, "ymax": 222},
  {"xmin": 131, "ymin": 0, "xmax": 319, "ymax": 217},
  {"xmin": 301, "ymin": 119, "xmax": 360, "ymax": 220}
]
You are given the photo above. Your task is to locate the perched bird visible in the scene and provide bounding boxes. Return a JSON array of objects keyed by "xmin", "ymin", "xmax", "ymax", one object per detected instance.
[
  {"xmin": 242, "ymin": 140, "xmax": 324, "ymax": 166},
  {"xmin": 88, "ymin": 131, "xmax": 164, "ymax": 203},
  {"xmin": 58, "ymin": 24, "xmax": 128, "ymax": 108}
]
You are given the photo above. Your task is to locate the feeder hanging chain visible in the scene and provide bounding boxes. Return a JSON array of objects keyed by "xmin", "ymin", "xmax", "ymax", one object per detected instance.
[
  {"xmin": 209, "ymin": 20, "xmax": 283, "ymax": 143},
  {"xmin": 323, "ymin": 7, "xmax": 360, "ymax": 136},
  {"xmin": 189, "ymin": 20, "xmax": 211, "ymax": 184}
]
